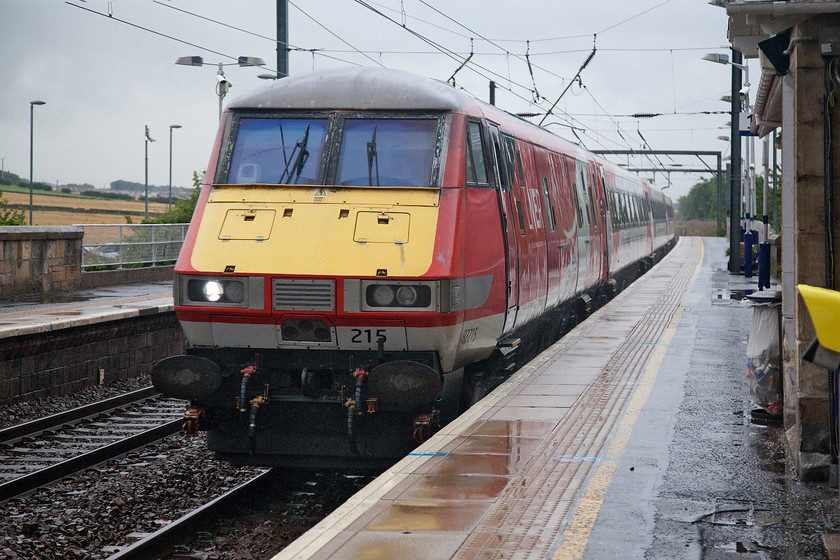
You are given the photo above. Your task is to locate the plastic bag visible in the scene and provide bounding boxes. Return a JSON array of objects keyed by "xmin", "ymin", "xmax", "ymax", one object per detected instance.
[{"xmin": 745, "ymin": 302, "xmax": 781, "ymax": 415}]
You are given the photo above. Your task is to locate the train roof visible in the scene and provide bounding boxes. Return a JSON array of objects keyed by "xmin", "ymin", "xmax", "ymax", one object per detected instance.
[
  {"xmin": 228, "ymin": 67, "xmax": 481, "ymax": 113},
  {"xmin": 227, "ymin": 67, "xmax": 670, "ymax": 204}
]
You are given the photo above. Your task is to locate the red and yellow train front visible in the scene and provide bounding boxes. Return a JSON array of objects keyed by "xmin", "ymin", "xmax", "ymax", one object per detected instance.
[{"xmin": 156, "ymin": 108, "xmax": 508, "ymax": 467}]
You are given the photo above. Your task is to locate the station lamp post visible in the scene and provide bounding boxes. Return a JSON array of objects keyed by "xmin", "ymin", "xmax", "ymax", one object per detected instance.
[
  {"xmin": 703, "ymin": 52, "xmax": 749, "ymax": 275},
  {"xmin": 168, "ymin": 124, "xmax": 182, "ymax": 211},
  {"xmin": 29, "ymin": 100, "xmax": 46, "ymax": 226},
  {"xmin": 175, "ymin": 56, "xmax": 266, "ymax": 121},
  {"xmin": 145, "ymin": 125, "xmax": 155, "ymax": 220}
]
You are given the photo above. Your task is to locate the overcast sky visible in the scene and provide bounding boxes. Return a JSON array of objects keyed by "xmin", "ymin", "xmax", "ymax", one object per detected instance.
[{"xmin": 0, "ymin": 0, "xmax": 743, "ymax": 200}]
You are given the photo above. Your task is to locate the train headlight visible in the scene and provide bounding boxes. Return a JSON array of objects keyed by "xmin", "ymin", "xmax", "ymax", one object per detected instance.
[
  {"xmin": 396, "ymin": 286, "xmax": 418, "ymax": 306},
  {"xmin": 203, "ymin": 281, "xmax": 224, "ymax": 302},
  {"xmin": 187, "ymin": 279, "xmax": 246, "ymax": 304},
  {"xmin": 364, "ymin": 282, "xmax": 432, "ymax": 309},
  {"xmin": 370, "ymin": 285, "xmax": 395, "ymax": 307},
  {"xmin": 176, "ymin": 275, "xmax": 263, "ymax": 310},
  {"xmin": 223, "ymin": 280, "xmax": 246, "ymax": 302}
]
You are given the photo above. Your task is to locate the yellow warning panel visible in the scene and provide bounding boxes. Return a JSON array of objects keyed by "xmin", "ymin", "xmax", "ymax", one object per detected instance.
[{"xmin": 218, "ymin": 209, "xmax": 276, "ymax": 240}]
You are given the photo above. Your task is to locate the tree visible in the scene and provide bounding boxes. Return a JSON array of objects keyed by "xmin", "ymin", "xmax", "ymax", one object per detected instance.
[{"xmin": 677, "ymin": 177, "xmax": 718, "ymax": 221}]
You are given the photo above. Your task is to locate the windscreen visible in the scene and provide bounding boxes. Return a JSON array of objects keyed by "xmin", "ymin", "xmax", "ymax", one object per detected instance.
[
  {"xmin": 227, "ymin": 118, "xmax": 328, "ymax": 185},
  {"xmin": 335, "ymin": 118, "xmax": 437, "ymax": 187}
]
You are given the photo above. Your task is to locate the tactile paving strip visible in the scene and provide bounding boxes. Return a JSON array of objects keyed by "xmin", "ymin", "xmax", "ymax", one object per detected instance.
[{"xmin": 455, "ymin": 238, "xmax": 702, "ymax": 559}]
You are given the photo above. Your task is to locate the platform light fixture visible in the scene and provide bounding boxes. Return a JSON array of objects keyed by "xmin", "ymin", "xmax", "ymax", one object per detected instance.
[{"xmin": 176, "ymin": 55, "xmax": 266, "ymax": 121}]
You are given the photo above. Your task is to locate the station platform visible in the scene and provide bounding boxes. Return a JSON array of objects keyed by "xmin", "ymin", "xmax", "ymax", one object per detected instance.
[
  {"xmin": 0, "ymin": 281, "xmax": 172, "ymax": 339},
  {"xmin": 274, "ymin": 237, "xmax": 840, "ymax": 560}
]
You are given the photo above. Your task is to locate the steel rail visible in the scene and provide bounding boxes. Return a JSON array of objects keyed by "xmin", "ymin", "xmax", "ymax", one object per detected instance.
[
  {"xmin": 104, "ymin": 469, "xmax": 275, "ymax": 560},
  {"xmin": 0, "ymin": 386, "xmax": 160, "ymax": 443},
  {"xmin": 0, "ymin": 418, "xmax": 183, "ymax": 502}
]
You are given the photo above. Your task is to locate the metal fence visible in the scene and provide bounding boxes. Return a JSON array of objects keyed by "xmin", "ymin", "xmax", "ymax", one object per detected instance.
[{"xmin": 76, "ymin": 223, "xmax": 190, "ymax": 270}]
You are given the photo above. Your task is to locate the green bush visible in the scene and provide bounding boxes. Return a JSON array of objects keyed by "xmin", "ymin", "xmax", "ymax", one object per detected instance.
[{"xmin": 0, "ymin": 190, "xmax": 25, "ymax": 225}]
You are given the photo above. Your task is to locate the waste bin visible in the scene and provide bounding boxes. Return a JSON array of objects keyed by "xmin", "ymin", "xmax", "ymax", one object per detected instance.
[{"xmin": 744, "ymin": 290, "xmax": 783, "ymax": 424}]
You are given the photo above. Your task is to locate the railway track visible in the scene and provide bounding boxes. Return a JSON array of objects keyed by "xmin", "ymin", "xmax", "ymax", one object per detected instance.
[
  {"xmin": 103, "ymin": 468, "xmax": 376, "ymax": 560},
  {"xmin": 0, "ymin": 387, "xmax": 187, "ymax": 502},
  {"xmin": 104, "ymin": 469, "xmax": 274, "ymax": 560}
]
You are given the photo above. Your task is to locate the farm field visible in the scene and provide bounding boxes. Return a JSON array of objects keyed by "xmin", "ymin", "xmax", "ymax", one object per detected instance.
[{"xmin": 1, "ymin": 189, "xmax": 168, "ymax": 226}]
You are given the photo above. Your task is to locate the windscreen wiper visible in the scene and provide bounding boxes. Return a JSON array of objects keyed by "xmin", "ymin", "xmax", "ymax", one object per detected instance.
[
  {"xmin": 279, "ymin": 124, "xmax": 289, "ymax": 169},
  {"xmin": 278, "ymin": 124, "xmax": 310, "ymax": 184},
  {"xmin": 367, "ymin": 125, "xmax": 379, "ymax": 187}
]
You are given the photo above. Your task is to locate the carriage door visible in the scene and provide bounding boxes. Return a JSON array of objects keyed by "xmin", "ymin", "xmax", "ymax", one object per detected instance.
[
  {"xmin": 573, "ymin": 160, "xmax": 591, "ymax": 292},
  {"xmin": 487, "ymin": 125, "xmax": 519, "ymax": 333},
  {"xmin": 596, "ymin": 164, "xmax": 611, "ymax": 280}
]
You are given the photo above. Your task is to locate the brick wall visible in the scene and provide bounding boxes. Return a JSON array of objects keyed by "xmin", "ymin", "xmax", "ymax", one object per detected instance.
[
  {"xmin": 0, "ymin": 226, "xmax": 83, "ymax": 299},
  {"xmin": 0, "ymin": 312, "xmax": 185, "ymax": 406}
]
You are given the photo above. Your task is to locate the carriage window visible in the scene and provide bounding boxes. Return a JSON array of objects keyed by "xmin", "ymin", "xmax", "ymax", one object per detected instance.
[
  {"xmin": 465, "ymin": 121, "xmax": 488, "ymax": 185},
  {"xmin": 336, "ymin": 118, "xmax": 437, "ymax": 187},
  {"xmin": 578, "ymin": 167, "xmax": 590, "ymax": 226},
  {"xmin": 621, "ymin": 194, "xmax": 629, "ymax": 225},
  {"xmin": 542, "ymin": 178, "xmax": 555, "ymax": 232},
  {"xmin": 572, "ymin": 182, "xmax": 584, "ymax": 228},
  {"xmin": 228, "ymin": 118, "xmax": 328, "ymax": 185},
  {"xmin": 587, "ymin": 179, "xmax": 597, "ymax": 226}
]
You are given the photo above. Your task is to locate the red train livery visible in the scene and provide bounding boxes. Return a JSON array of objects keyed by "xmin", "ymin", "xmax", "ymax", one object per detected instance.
[{"xmin": 152, "ymin": 67, "xmax": 676, "ymax": 468}]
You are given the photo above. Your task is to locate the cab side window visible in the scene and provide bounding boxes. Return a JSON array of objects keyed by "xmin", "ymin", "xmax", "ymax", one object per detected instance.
[{"xmin": 465, "ymin": 121, "xmax": 489, "ymax": 185}]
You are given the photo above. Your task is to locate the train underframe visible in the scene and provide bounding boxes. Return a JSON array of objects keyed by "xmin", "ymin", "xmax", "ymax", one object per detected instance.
[{"xmin": 182, "ymin": 347, "xmax": 464, "ymax": 469}]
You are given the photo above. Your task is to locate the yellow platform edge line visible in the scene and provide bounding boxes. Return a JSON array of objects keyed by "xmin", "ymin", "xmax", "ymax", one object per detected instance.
[{"xmin": 550, "ymin": 238, "xmax": 704, "ymax": 560}]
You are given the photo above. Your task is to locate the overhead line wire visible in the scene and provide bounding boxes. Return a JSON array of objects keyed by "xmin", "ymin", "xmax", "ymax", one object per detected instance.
[
  {"xmin": 596, "ymin": 0, "xmax": 675, "ymax": 35},
  {"xmin": 154, "ymin": 0, "xmax": 291, "ymax": 49},
  {"xmin": 288, "ymin": 0, "xmax": 385, "ymax": 67},
  {"xmin": 67, "ymin": 0, "xmax": 661, "ymax": 173},
  {"xmin": 66, "ymin": 1, "xmax": 266, "ymax": 69},
  {"xmin": 412, "ymin": 0, "xmax": 571, "ymax": 86},
  {"xmin": 350, "ymin": 0, "xmax": 555, "ymax": 112},
  {"xmin": 153, "ymin": 0, "xmax": 365, "ymax": 67},
  {"xmin": 581, "ymin": 84, "xmax": 667, "ymax": 173}
]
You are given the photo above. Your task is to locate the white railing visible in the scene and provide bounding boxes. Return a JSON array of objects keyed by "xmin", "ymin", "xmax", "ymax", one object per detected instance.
[{"xmin": 76, "ymin": 223, "xmax": 190, "ymax": 270}]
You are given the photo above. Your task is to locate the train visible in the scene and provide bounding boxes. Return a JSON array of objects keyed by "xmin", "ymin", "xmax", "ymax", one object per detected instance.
[{"xmin": 152, "ymin": 67, "xmax": 676, "ymax": 468}]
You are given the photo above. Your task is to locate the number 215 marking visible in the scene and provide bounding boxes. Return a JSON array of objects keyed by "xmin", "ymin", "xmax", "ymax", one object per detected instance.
[{"xmin": 350, "ymin": 328, "xmax": 387, "ymax": 344}]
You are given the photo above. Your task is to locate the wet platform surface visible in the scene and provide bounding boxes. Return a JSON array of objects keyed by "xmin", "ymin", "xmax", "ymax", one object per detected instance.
[
  {"xmin": 0, "ymin": 281, "xmax": 172, "ymax": 338},
  {"xmin": 275, "ymin": 237, "xmax": 840, "ymax": 560}
]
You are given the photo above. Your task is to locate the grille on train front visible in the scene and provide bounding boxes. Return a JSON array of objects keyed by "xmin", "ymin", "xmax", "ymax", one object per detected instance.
[{"xmin": 272, "ymin": 278, "xmax": 335, "ymax": 311}]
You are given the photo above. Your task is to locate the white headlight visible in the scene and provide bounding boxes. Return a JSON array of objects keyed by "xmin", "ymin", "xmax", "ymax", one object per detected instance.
[{"xmin": 203, "ymin": 281, "xmax": 224, "ymax": 302}]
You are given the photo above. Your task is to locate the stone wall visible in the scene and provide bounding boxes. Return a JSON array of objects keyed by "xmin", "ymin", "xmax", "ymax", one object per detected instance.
[
  {"xmin": 783, "ymin": 15, "xmax": 840, "ymax": 481},
  {"xmin": 0, "ymin": 313, "xmax": 185, "ymax": 406},
  {"xmin": 0, "ymin": 226, "xmax": 83, "ymax": 299}
]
